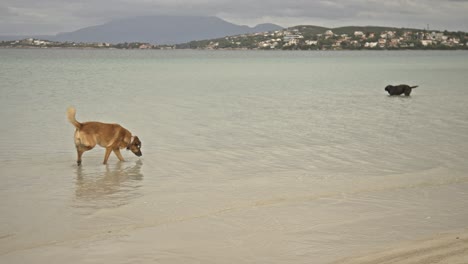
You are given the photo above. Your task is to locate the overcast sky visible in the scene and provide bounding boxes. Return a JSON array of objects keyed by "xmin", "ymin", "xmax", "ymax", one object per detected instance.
[{"xmin": 1, "ymin": 0, "xmax": 467, "ymax": 35}]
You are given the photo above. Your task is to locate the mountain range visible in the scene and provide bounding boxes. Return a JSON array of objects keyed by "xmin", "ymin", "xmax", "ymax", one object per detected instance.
[{"xmin": 0, "ymin": 16, "xmax": 283, "ymax": 44}]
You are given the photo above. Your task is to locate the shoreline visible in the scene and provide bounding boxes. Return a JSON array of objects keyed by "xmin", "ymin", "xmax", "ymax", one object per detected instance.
[
  {"xmin": 1, "ymin": 46, "xmax": 468, "ymax": 51},
  {"xmin": 333, "ymin": 228, "xmax": 468, "ymax": 264}
]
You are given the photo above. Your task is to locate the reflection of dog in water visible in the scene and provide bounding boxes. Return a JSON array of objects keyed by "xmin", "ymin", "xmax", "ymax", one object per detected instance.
[
  {"xmin": 385, "ymin": 84, "xmax": 419, "ymax": 96},
  {"xmin": 67, "ymin": 107, "xmax": 142, "ymax": 165},
  {"xmin": 75, "ymin": 160, "xmax": 143, "ymax": 202}
]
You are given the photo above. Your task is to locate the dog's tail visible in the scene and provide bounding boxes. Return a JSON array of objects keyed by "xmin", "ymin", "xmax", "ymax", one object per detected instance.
[
  {"xmin": 67, "ymin": 107, "xmax": 82, "ymax": 129},
  {"xmin": 410, "ymin": 85, "xmax": 419, "ymax": 89}
]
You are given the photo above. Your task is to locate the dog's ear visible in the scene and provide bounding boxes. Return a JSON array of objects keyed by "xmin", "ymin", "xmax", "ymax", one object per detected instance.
[
  {"xmin": 134, "ymin": 136, "xmax": 141, "ymax": 147},
  {"xmin": 126, "ymin": 136, "xmax": 134, "ymax": 150}
]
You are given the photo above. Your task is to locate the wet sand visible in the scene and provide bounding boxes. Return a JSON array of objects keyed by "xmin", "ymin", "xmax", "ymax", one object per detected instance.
[
  {"xmin": 333, "ymin": 229, "xmax": 468, "ymax": 264},
  {"xmin": 1, "ymin": 154, "xmax": 468, "ymax": 263}
]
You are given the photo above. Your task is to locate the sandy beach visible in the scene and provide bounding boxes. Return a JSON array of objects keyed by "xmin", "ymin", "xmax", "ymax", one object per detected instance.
[
  {"xmin": 2, "ymin": 156, "xmax": 468, "ymax": 263},
  {"xmin": 334, "ymin": 229, "xmax": 468, "ymax": 264}
]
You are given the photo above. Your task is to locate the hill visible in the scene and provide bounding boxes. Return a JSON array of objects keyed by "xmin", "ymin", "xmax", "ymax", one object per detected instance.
[
  {"xmin": 52, "ymin": 16, "xmax": 283, "ymax": 44},
  {"xmin": 175, "ymin": 25, "xmax": 466, "ymax": 50},
  {"xmin": 330, "ymin": 26, "xmax": 421, "ymax": 35}
]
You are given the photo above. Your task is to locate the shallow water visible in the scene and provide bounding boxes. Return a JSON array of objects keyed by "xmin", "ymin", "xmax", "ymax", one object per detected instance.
[{"xmin": 1, "ymin": 49, "xmax": 468, "ymax": 263}]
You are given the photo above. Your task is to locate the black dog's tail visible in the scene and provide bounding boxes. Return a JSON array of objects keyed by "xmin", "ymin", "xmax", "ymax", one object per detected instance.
[{"xmin": 410, "ymin": 85, "xmax": 419, "ymax": 89}]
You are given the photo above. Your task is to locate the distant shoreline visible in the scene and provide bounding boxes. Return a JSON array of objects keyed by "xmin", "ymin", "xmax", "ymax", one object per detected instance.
[
  {"xmin": 1, "ymin": 46, "xmax": 467, "ymax": 51},
  {"xmin": 2, "ymin": 27, "xmax": 467, "ymax": 51}
]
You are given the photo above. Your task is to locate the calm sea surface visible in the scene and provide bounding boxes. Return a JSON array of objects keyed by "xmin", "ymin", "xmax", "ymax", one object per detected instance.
[{"xmin": 1, "ymin": 49, "xmax": 468, "ymax": 263}]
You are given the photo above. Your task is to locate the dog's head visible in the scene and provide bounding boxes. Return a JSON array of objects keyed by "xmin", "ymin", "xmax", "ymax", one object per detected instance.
[
  {"xmin": 127, "ymin": 136, "xmax": 142, "ymax": 157},
  {"xmin": 385, "ymin": 85, "xmax": 392, "ymax": 92}
]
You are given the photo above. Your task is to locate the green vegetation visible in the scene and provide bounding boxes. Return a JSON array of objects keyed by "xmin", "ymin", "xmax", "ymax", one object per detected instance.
[{"xmin": 175, "ymin": 26, "xmax": 467, "ymax": 50}]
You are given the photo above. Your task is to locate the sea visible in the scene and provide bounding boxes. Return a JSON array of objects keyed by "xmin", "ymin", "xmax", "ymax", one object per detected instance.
[{"xmin": 1, "ymin": 49, "xmax": 468, "ymax": 263}]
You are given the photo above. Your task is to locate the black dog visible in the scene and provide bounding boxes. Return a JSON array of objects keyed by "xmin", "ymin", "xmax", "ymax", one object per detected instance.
[{"xmin": 385, "ymin": 84, "xmax": 418, "ymax": 96}]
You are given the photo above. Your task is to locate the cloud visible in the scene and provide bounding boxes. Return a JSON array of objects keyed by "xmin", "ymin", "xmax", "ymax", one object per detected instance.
[{"xmin": 0, "ymin": 5, "xmax": 17, "ymax": 17}]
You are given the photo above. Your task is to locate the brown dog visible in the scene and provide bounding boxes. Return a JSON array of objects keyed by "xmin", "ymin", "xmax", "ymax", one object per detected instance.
[{"xmin": 67, "ymin": 107, "xmax": 142, "ymax": 165}]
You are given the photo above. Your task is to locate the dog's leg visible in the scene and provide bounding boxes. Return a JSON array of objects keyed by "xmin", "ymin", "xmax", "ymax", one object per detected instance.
[
  {"xmin": 76, "ymin": 145, "xmax": 92, "ymax": 165},
  {"xmin": 76, "ymin": 148, "xmax": 84, "ymax": 166},
  {"xmin": 113, "ymin": 148, "xmax": 125, "ymax": 162},
  {"xmin": 103, "ymin": 147, "xmax": 113, "ymax": 164}
]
